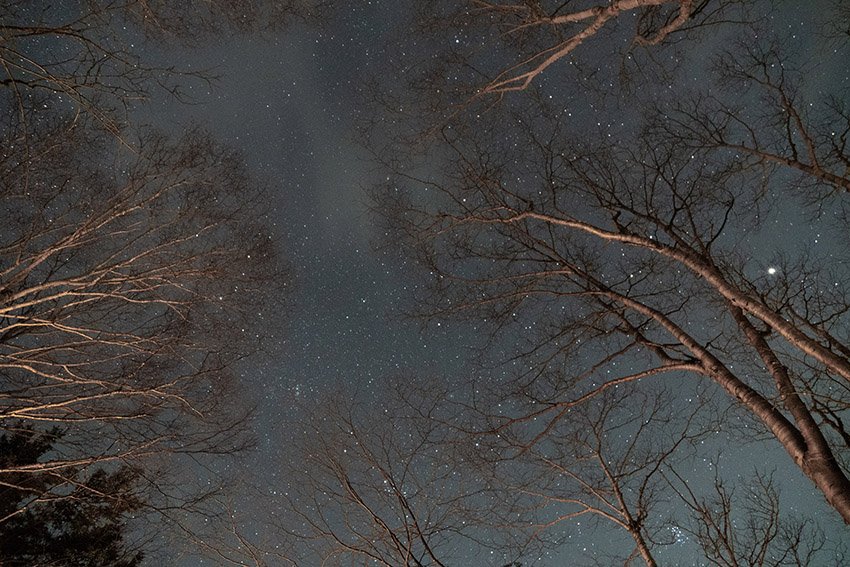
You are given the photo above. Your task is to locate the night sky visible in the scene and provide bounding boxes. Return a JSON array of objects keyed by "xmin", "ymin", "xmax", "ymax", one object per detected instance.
[
  {"xmin": 141, "ymin": 3, "xmax": 468, "ymax": 406},
  {"xmin": 6, "ymin": 0, "xmax": 850, "ymax": 565}
]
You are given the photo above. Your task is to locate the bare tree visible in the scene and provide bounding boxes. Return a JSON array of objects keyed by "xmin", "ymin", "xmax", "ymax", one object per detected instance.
[
  {"xmin": 372, "ymin": 21, "xmax": 850, "ymax": 523},
  {"xmin": 822, "ymin": 0, "xmax": 850, "ymax": 47},
  {"xmin": 667, "ymin": 469, "xmax": 843, "ymax": 566},
  {"xmin": 0, "ymin": 0, "xmax": 326, "ymax": 135},
  {"xmin": 445, "ymin": 383, "xmax": 715, "ymax": 567},
  {"xmin": 651, "ymin": 36, "xmax": 850, "ymax": 194},
  {"xmin": 274, "ymin": 377, "xmax": 723, "ymax": 566},
  {"xmin": 275, "ymin": 387, "xmax": 517, "ymax": 567},
  {"xmin": 0, "ymin": 112, "xmax": 286, "ymax": 557},
  {"xmin": 382, "ymin": 103, "xmax": 850, "ymax": 520},
  {"xmin": 0, "ymin": 2, "xmax": 312, "ymax": 563},
  {"xmin": 361, "ymin": 0, "xmax": 748, "ymax": 147},
  {"xmin": 435, "ymin": 0, "xmax": 724, "ymax": 97}
]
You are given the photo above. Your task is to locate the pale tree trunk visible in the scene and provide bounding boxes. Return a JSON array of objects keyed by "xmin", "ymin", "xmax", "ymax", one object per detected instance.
[{"xmin": 728, "ymin": 304, "xmax": 850, "ymax": 524}]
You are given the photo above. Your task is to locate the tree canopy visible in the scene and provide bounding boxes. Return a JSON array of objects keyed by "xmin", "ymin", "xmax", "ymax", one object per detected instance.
[{"xmin": 0, "ymin": 425, "xmax": 144, "ymax": 567}]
